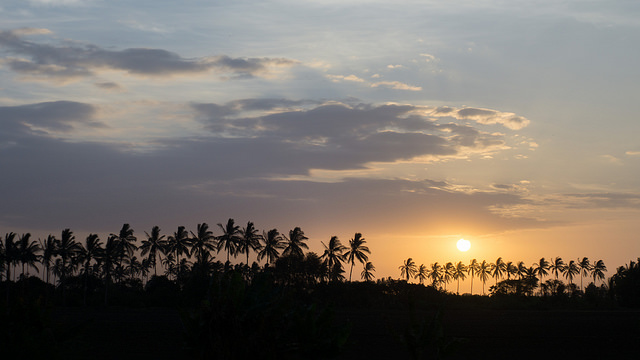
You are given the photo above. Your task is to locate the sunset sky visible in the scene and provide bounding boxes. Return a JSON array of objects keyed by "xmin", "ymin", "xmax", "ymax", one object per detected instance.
[{"xmin": 1, "ymin": 0, "xmax": 639, "ymax": 288}]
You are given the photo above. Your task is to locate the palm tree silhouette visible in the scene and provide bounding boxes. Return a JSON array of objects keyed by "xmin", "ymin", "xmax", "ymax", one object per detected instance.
[
  {"xmin": 283, "ymin": 227, "xmax": 308, "ymax": 259},
  {"xmin": 592, "ymin": 259, "xmax": 607, "ymax": 285},
  {"xmin": 399, "ymin": 258, "xmax": 417, "ymax": 282},
  {"xmin": 238, "ymin": 221, "xmax": 262, "ymax": 265},
  {"xmin": 3, "ymin": 232, "xmax": 17, "ymax": 281},
  {"xmin": 534, "ymin": 257, "xmax": 550, "ymax": 294},
  {"xmin": 257, "ymin": 229, "xmax": 284, "ymax": 266},
  {"xmin": 112, "ymin": 224, "xmax": 137, "ymax": 282},
  {"xmin": 140, "ymin": 226, "xmax": 167, "ymax": 276},
  {"xmin": 415, "ymin": 264, "xmax": 428, "ymax": 284},
  {"xmin": 491, "ymin": 257, "xmax": 506, "ymax": 286},
  {"xmin": 17, "ymin": 233, "xmax": 40, "ymax": 277},
  {"xmin": 478, "ymin": 260, "xmax": 491, "ymax": 295},
  {"xmin": 506, "ymin": 261, "xmax": 517, "ymax": 280},
  {"xmin": 563, "ymin": 259, "xmax": 579, "ymax": 285},
  {"xmin": 468, "ymin": 259, "xmax": 479, "ymax": 295},
  {"xmin": 39, "ymin": 234, "xmax": 57, "ymax": 285},
  {"xmin": 217, "ymin": 219, "xmax": 241, "ymax": 262},
  {"xmin": 429, "ymin": 262, "xmax": 443, "ymax": 288},
  {"xmin": 191, "ymin": 223, "xmax": 217, "ymax": 263},
  {"xmin": 361, "ymin": 261, "xmax": 376, "ymax": 282},
  {"xmin": 166, "ymin": 226, "xmax": 191, "ymax": 279},
  {"xmin": 320, "ymin": 236, "xmax": 346, "ymax": 282},
  {"xmin": 57, "ymin": 229, "xmax": 82, "ymax": 304},
  {"xmin": 550, "ymin": 256, "xmax": 565, "ymax": 280},
  {"xmin": 344, "ymin": 233, "xmax": 370, "ymax": 282},
  {"xmin": 453, "ymin": 261, "xmax": 467, "ymax": 295},
  {"xmin": 578, "ymin": 257, "xmax": 591, "ymax": 291},
  {"xmin": 443, "ymin": 262, "xmax": 454, "ymax": 291},
  {"xmin": 102, "ymin": 234, "xmax": 119, "ymax": 305},
  {"xmin": 81, "ymin": 234, "xmax": 103, "ymax": 306},
  {"xmin": 516, "ymin": 261, "xmax": 527, "ymax": 280}
]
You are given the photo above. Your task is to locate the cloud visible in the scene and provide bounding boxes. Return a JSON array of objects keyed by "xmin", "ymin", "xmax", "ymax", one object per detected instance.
[
  {"xmin": 0, "ymin": 28, "xmax": 299, "ymax": 81},
  {"xmin": 0, "ymin": 100, "xmax": 103, "ymax": 134},
  {"xmin": 423, "ymin": 106, "xmax": 530, "ymax": 130},
  {"xmin": 325, "ymin": 74, "xmax": 365, "ymax": 82},
  {"xmin": 370, "ymin": 81, "xmax": 422, "ymax": 91}
]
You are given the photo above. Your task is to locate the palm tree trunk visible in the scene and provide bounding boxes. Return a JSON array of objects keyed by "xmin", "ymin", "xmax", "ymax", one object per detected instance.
[
  {"xmin": 470, "ymin": 275, "xmax": 474, "ymax": 295},
  {"xmin": 349, "ymin": 262, "xmax": 354, "ymax": 282}
]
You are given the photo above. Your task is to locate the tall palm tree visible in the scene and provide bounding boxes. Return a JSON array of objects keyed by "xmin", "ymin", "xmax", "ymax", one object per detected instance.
[
  {"xmin": 443, "ymin": 262, "xmax": 455, "ymax": 291},
  {"xmin": 563, "ymin": 260, "xmax": 579, "ymax": 285},
  {"xmin": 491, "ymin": 257, "xmax": 506, "ymax": 286},
  {"xmin": 578, "ymin": 257, "xmax": 591, "ymax": 291},
  {"xmin": 429, "ymin": 262, "xmax": 443, "ymax": 288},
  {"xmin": 399, "ymin": 258, "xmax": 417, "ymax": 282},
  {"xmin": 140, "ymin": 225, "xmax": 167, "ymax": 276},
  {"xmin": 112, "ymin": 224, "xmax": 137, "ymax": 281},
  {"xmin": 478, "ymin": 260, "xmax": 491, "ymax": 295},
  {"xmin": 217, "ymin": 219, "xmax": 241, "ymax": 262},
  {"xmin": 361, "ymin": 261, "xmax": 376, "ymax": 282},
  {"xmin": 57, "ymin": 229, "xmax": 82, "ymax": 282},
  {"xmin": 101, "ymin": 234, "xmax": 119, "ymax": 305},
  {"xmin": 4, "ymin": 232, "xmax": 17, "ymax": 281},
  {"xmin": 320, "ymin": 236, "xmax": 346, "ymax": 282},
  {"xmin": 415, "ymin": 264, "xmax": 429, "ymax": 284},
  {"xmin": 516, "ymin": 261, "xmax": 527, "ymax": 280},
  {"xmin": 550, "ymin": 256, "xmax": 565, "ymax": 280},
  {"xmin": 238, "ymin": 221, "xmax": 262, "ymax": 265},
  {"xmin": 344, "ymin": 233, "xmax": 370, "ymax": 282},
  {"xmin": 80, "ymin": 234, "xmax": 103, "ymax": 306},
  {"xmin": 39, "ymin": 235, "xmax": 57, "ymax": 285},
  {"xmin": 453, "ymin": 261, "xmax": 468, "ymax": 295},
  {"xmin": 191, "ymin": 223, "xmax": 217, "ymax": 264},
  {"xmin": 166, "ymin": 226, "xmax": 191, "ymax": 278},
  {"xmin": 282, "ymin": 227, "xmax": 308, "ymax": 259},
  {"xmin": 468, "ymin": 259, "xmax": 479, "ymax": 295},
  {"xmin": 533, "ymin": 257, "xmax": 550, "ymax": 294},
  {"xmin": 17, "ymin": 233, "xmax": 41, "ymax": 277},
  {"xmin": 257, "ymin": 229, "xmax": 284, "ymax": 266},
  {"xmin": 592, "ymin": 259, "xmax": 607, "ymax": 285}
]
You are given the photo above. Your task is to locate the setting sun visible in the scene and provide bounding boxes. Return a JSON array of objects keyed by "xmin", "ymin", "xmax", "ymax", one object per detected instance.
[{"xmin": 457, "ymin": 238, "xmax": 471, "ymax": 252}]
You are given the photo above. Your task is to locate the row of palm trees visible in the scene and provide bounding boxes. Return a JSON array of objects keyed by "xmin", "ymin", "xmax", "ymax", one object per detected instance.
[
  {"xmin": 0, "ymin": 220, "xmax": 376, "ymax": 290},
  {"xmin": 399, "ymin": 256, "xmax": 607, "ymax": 295}
]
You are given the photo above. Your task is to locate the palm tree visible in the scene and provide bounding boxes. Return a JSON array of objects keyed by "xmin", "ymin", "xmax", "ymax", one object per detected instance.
[
  {"xmin": 506, "ymin": 261, "xmax": 517, "ymax": 280},
  {"xmin": 282, "ymin": 227, "xmax": 308, "ymax": 259},
  {"xmin": 361, "ymin": 261, "xmax": 376, "ymax": 282},
  {"xmin": 429, "ymin": 262, "xmax": 443, "ymax": 288},
  {"xmin": 238, "ymin": 221, "xmax": 262, "ymax": 265},
  {"xmin": 415, "ymin": 264, "xmax": 429, "ymax": 284},
  {"xmin": 344, "ymin": 233, "xmax": 370, "ymax": 282},
  {"xmin": 217, "ymin": 219, "xmax": 241, "ymax": 262},
  {"xmin": 399, "ymin": 258, "xmax": 417, "ymax": 282},
  {"xmin": 491, "ymin": 257, "xmax": 506, "ymax": 286},
  {"xmin": 592, "ymin": 259, "xmax": 607, "ymax": 285},
  {"xmin": 101, "ymin": 234, "xmax": 119, "ymax": 305},
  {"xmin": 17, "ymin": 233, "xmax": 41, "ymax": 277},
  {"xmin": 320, "ymin": 236, "xmax": 346, "ymax": 282},
  {"xmin": 257, "ymin": 229, "xmax": 284, "ymax": 266},
  {"xmin": 453, "ymin": 261, "xmax": 467, "ymax": 295},
  {"xmin": 191, "ymin": 223, "xmax": 217, "ymax": 263},
  {"xmin": 166, "ymin": 226, "xmax": 191, "ymax": 278},
  {"xmin": 140, "ymin": 226, "xmax": 167, "ymax": 276},
  {"xmin": 478, "ymin": 260, "xmax": 491, "ymax": 295},
  {"xmin": 3, "ymin": 232, "xmax": 17, "ymax": 281},
  {"xmin": 39, "ymin": 235, "xmax": 57, "ymax": 285},
  {"xmin": 550, "ymin": 256, "xmax": 565, "ymax": 280},
  {"xmin": 57, "ymin": 229, "xmax": 82, "ymax": 282},
  {"xmin": 468, "ymin": 259, "xmax": 479, "ymax": 295},
  {"xmin": 578, "ymin": 257, "xmax": 591, "ymax": 291},
  {"xmin": 563, "ymin": 260, "xmax": 579, "ymax": 285},
  {"xmin": 81, "ymin": 234, "xmax": 103, "ymax": 306},
  {"xmin": 516, "ymin": 261, "xmax": 527, "ymax": 280},
  {"xmin": 534, "ymin": 257, "xmax": 550, "ymax": 294},
  {"xmin": 112, "ymin": 224, "xmax": 137, "ymax": 281},
  {"xmin": 443, "ymin": 262, "xmax": 455, "ymax": 291}
]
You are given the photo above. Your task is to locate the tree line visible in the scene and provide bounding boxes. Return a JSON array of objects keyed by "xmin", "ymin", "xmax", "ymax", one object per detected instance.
[{"xmin": 399, "ymin": 256, "xmax": 608, "ymax": 296}]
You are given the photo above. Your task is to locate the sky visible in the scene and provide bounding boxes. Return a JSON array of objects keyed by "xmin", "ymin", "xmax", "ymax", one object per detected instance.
[{"xmin": 1, "ymin": 0, "xmax": 639, "ymax": 289}]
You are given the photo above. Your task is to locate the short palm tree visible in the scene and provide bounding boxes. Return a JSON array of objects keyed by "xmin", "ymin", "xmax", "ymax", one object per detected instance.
[
  {"xmin": 468, "ymin": 259, "xmax": 479, "ymax": 295},
  {"xmin": 238, "ymin": 221, "xmax": 262, "ymax": 265},
  {"xmin": 344, "ymin": 233, "xmax": 370, "ymax": 282},
  {"xmin": 361, "ymin": 261, "xmax": 376, "ymax": 282},
  {"xmin": 415, "ymin": 264, "xmax": 429, "ymax": 284},
  {"xmin": 399, "ymin": 258, "xmax": 418, "ymax": 282},
  {"xmin": 140, "ymin": 226, "xmax": 167, "ymax": 276},
  {"xmin": 453, "ymin": 261, "xmax": 467, "ymax": 294},
  {"xmin": 17, "ymin": 233, "xmax": 41, "ymax": 277},
  {"xmin": 257, "ymin": 229, "xmax": 284, "ymax": 266},
  {"xmin": 217, "ymin": 219, "xmax": 241, "ymax": 262},
  {"xmin": 283, "ymin": 227, "xmax": 308, "ymax": 259}
]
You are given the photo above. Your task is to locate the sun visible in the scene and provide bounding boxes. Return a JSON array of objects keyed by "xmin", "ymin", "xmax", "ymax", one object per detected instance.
[{"xmin": 456, "ymin": 238, "xmax": 471, "ymax": 252}]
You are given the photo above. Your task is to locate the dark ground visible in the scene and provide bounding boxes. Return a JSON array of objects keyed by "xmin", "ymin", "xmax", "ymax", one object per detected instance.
[{"xmin": 50, "ymin": 306, "xmax": 640, "ymax": 359}]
